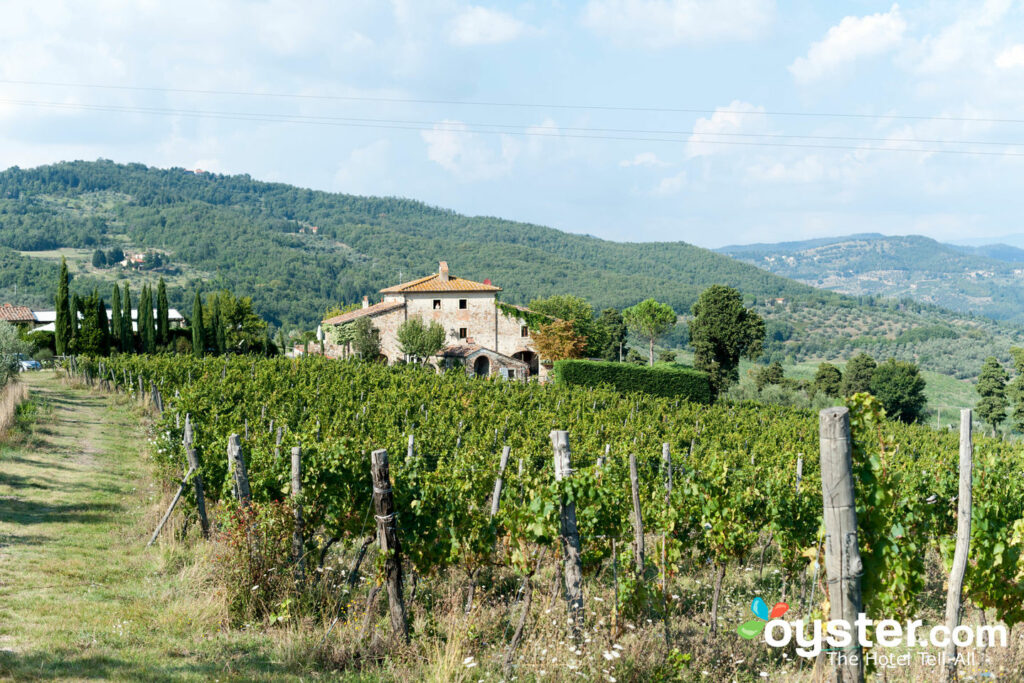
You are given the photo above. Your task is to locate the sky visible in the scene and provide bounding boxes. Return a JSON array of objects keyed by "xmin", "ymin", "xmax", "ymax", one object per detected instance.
[{"xmin": 3, "ymin": 1, "xmax": 1024, "ymax": 248}]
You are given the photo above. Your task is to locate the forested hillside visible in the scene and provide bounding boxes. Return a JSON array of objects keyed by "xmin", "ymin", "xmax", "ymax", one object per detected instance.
[{"xmin": 0, "ymin": 160, "xmax": 839, "ymax": 327}]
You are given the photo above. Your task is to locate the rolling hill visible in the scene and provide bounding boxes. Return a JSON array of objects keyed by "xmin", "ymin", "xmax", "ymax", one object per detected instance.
[
  {"xmin": 719, "ymin": 233, "xmax": 1024, "ymax": 323},
  {"xmin": 0, "ymin": 160, "xmax": 843, "ymax": 328}
]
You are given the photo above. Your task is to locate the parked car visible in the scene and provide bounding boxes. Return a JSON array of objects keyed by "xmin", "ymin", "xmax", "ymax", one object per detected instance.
[{"xmin": 16, "ymin": 354, "xmax": 41, "ymax": 371}]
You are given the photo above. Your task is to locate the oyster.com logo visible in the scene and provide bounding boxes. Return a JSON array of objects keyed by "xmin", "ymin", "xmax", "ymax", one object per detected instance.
[{"xmin": 738, "ymin": 597, "xmax": 789, "ymax": 639}]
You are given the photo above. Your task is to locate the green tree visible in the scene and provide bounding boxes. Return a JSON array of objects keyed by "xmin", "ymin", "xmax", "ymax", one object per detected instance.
[
  {"xmin": 192, "ymin": 290, "xmax": 205, "ymax": 357},
  {"xmin": 623, "ymin": 298, "xmax": 676, "ymax": 366},
  {"xmin": 70, "ymin": 293, "xmax": 82, "ymax": 352},
  {"xmin": 528, "ymin": 295, "xmax": 597, "ymax": 354},
  {"xmin": 351, "ymin": 316, "xmax": 380, "ymax": 360},
  {"xmin": 138, "ymin": 285, "xmax": 155, "ymax": 354},
  {"xmin": 120, "ymin": 283, "xmax": 134, "ymax": 353},
  {"xmin": 54, "ymin": 257, "xmax": 71, "ymax": 356},
  {"xmin": 754, "ymin": 361, "xmax": 785, "ymax": 391},
  {"xmin": 841, "ymin": 353, "xmax": 876, "ymax": 396},
  {"xmin": 688, "ymin": 285, "xmax": 765, "ymax": 397},
  {"xmin": 75, "ymin": 291, "xmax": 110, "ymax": 356},
  {"xmin": 110, "ymin": 284, "xmax": 122, "ymax": 351},
  {"xmin": 396, "ymin": 316, "xmax": 446, "ymax": 362},
  {"xmin": 870, "ymin": 359, "xmax": 927, "ymax": 424},
  {"xmin": 156, "ymin": 277, "xmax": 169, "ymax": 346},
  {"xmin": 213, "ymin": 290, "xmax": 270, "ymax": 354},
  {"xmin": 91, "ymin": 249, "xmax": 107, "ymax": 268},
  {"xmin": 209, "ymin": 294, "xmax": 226, "ymax": 355},
  {"xmin": 976, "ymin": 356, "xmax": 1008, "ymax": 436},
  {"xmin": 0, "ymin": 321, "xmax": 32, "ymax": 386},
  {"xmin": 593, "ymin": 308, "xmax": 627, "ymax": 361},
  {"xmin": 1007, "ymin": 348, "xmax": 1024, "ymax": 433},
  {"xmin": 812, "ymin": 362, "xmax": 843, "ymax": 398}
]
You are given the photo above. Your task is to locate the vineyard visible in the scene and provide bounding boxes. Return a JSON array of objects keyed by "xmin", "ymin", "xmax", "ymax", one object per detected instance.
[{"xmin": 72, "ymin": 355, "xmax": 1024, "ymax": 680}]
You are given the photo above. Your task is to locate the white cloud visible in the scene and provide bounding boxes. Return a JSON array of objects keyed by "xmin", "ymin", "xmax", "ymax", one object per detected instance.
[
  {"xmin": 995, "ymin": 44, "xmax": 1024, "ymax": 69},
  {"xmin": 421, "ymin": 120, "xmax": 519, "ymax": 180},
  {"xmin": 746, "ymin": 156, "xmax": 826, "ymax": 183},
  {"xmin": 789, "ymin": 5, "xmax": 906, "ymax": 84},
  {"xmin": 686, "ymin": 100, "xmax": 767, "ymax": 158},
  {"xmin": 448, "ymin": 6, "xmax": 534, "ymax": 46},
  {"xmin": 581, "ymin": 0, "xmax": 774, "ymax": 48},
  {"xmin": 908, "ymin": 0, "xmax": 1010, "ymax": 75},
  {"xmin": 619, "ymin": 152, "xmax": 671, "ymax": 167},
  {"xmin": 652, "ymin": 170, "xmax": 686, "ymax": 195}
]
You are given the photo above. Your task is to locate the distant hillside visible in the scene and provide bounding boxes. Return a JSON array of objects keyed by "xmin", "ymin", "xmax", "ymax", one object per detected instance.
[
  {"xmin": 0, "ymin": 160, "xmax": 843, "ymax": 328},
  {"xmin": 718, "ymin": 233, "xmax": 1024, "ymax": 324}
]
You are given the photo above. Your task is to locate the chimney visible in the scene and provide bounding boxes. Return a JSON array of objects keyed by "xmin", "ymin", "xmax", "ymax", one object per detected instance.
[
  {"xmin": 439, "ymin": 261, "xmax": 449, "ymax": 283},
  {"xmin": 362, "ymin": 296, "xmax": 369, "ymax": 309}
]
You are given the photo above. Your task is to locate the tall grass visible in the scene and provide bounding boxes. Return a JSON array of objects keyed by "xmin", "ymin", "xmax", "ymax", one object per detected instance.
[{"xmin": 0, "ymin": 380, "xmax": 28, "ymax": 436}]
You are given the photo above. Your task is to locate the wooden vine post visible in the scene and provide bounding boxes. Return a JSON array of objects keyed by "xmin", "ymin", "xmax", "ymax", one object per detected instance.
[
  {"xmin": 370, "ymin": 448, "xmax": 409, "ymax": 642},
  {"xmin": 490, "ymin": 445, "xmax": 511, "ymax": 516},
  {"xmin": 944, "ymin": 409, "xmax": 973, "ymax": 682},
  {"xmin": 629, "ymin": 453, "xmax": 645, "ymax": 575},
  {"xmin": 819, "ymin": 407, "xmax": 864, "ymax": 683},
  {"xmin": 291, "ymin": 445, "xmax": 305, "ymax": 580},
  {"xmin": 184, "ymin": 415, "xmax": 209, "ymax": 538},
  {"xmin": 227, "ymin": 434, "xmax": 252, "ymax": 505},
  {"xmin": 551, "ymin": 430, "xmax": 584, "ymax": 638}
]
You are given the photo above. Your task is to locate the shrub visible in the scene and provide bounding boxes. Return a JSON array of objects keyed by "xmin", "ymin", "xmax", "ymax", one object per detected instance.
[
  {"xmin": 215, "ymin": 501, "xmax": 297, "ymax": 624},
  {"xmin": 551, "ymin": 359, "xmax": 711, "ymax": 403}
]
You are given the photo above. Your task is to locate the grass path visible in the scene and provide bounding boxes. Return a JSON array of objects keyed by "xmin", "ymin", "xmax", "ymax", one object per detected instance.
[{"xmin": 0, "ymin": 373, "xmax": 312, "ymax": 682}]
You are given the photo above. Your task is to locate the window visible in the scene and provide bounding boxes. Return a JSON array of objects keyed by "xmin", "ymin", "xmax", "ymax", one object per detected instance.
[
  {"xmin": 459, "ymin": 327, "xmax": 468, "ymax": 339},
  {"xmin": 459, "ymin": 299, "xmax": 467, "ymax": 309},
  {"xmin": 433, "ymin": 299, "xmax": 442, "ymax": 310},
  {"xmin": 521, "ymin": 325, "xmax": 529, "ymax": 338}
]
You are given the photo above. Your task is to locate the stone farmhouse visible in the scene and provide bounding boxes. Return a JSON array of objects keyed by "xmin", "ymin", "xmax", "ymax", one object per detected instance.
[{"xmin": 321, "ymin": 262, "xmax": 547, "ymax": 379}]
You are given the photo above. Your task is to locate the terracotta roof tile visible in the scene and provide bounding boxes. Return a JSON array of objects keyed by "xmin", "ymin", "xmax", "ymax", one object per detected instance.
[
  {"xmin": 380, "ymin": 273, "xmax": 501, "ymax": 294},
  {"xmin": 0, "ymin": 304, "xmax": 36, "ymax": 323},
  {"xmin": 323, "ymin": 301, "xmax": 405, "ymax": 325}
]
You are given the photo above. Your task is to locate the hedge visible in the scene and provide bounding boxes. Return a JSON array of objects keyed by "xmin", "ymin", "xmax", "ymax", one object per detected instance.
[{"xmin": 551, "ymin": 359, "xmax": 712, "ymax": 404}]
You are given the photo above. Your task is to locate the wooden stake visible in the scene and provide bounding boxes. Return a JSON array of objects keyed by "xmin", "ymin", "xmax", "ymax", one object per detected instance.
[
  {"xmin": 147, "ymin": 466, "xmax": 195, "ymax": 547},
  {"xmin": 944, "ymin": 409, "xmax": 973, "ymax": 682},
  {"xmin": 819, "ymin": 407, "xmax": 864, "ymax": 683},
  {"xmin": 490, "ymin": 446, "xmax": 511, "ymax": 517},
  {"xmin": 291, "ymin": 445, "xmax": 305, "ymax": 580},
  {"xmin": 629, "ymin": 453, "xmax": 645, "ymax": 575},
  {"xmin": 183, "ymin": 415, "xmax": 209, "ymax": 538},
  {"xmin": 551, "ymin": 430, "xmax": 584, "ymax": 638},
  {"xmin": 227, "ymin": 434, "xmax": 252, "ymax": 505},
  {"xmin": 370, "ymin": 449, "xmax": 409, "ymax": 642}
]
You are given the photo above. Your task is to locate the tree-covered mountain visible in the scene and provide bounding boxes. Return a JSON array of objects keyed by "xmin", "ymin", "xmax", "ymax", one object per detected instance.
[
  {"xmin": 0, "ymin": 160, "xmax": 844, "ymax": 328},
  {"xmin": 719, "ymin": 233, "xmax": 1024, "ymax": 323}
]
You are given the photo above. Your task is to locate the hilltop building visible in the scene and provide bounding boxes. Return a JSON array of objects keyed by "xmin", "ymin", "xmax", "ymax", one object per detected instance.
[{"xmin": 321, "ymin": 262, "xmax": 546, "ymax": 379}]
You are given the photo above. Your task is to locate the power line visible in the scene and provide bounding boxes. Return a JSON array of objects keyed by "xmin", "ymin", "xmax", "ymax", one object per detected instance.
[
  {"xmin": 5, "ymin": 97, "xmax": 1024, "ymax": 158},
  {"xmin": 3, "ymin": 78, "xmax": 1024, "ymax": 125}
]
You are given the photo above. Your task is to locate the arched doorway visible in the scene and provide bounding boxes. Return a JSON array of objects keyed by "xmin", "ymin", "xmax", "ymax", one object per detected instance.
[
  {"xmin": 473, "ymin": 355, "xmax": 490, "ymax": 377},
  {"xmin": 512, "ymin": 351, "xmax": 539, "ymax": 377}
]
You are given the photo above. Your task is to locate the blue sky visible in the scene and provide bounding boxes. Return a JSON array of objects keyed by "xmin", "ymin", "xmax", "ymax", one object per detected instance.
[{"xmin": 2, "ymin": 1, "xmax": 1024, "ymax": 247}]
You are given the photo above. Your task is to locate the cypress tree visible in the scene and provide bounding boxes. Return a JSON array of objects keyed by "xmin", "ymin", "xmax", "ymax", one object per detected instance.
[
  {"xmin": 111, "ymin": 284, "xmax": 122, "ymax": 351},
  {"xmin": 211, "ymin": 295, "xmax": 226, "ymax": 355},
  {"xmin": 121, "ymin": 283, "xmax": 134, "ymax": 353},
  {"xmin": 139, "ymin": 286, "xmax": 154, "ymax": 354},
  {"xmin": 55, "ymin": 257, "xmax": 71, "ymax": 356},
  {"xmin": 70, "ymin": 293, "xmax": 82, "ymax": 353},
  {"xmin": 156, "ymin": 277, "xmax": 169, "ymax": 347},
  {"xmin": 97, "ymin": 295, "xmax": 111, "ymax": 356},
  {"xmin": 192, "ymin": 290, "xmax": 205, "ymax": 357}
]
